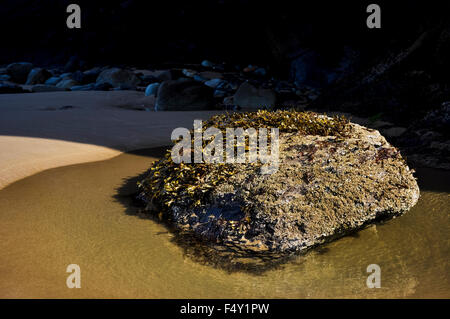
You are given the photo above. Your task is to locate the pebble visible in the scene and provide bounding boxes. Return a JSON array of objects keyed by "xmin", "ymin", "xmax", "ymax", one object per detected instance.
[
  {"xmin": 193, "ymin": 75, "xmax": 208, "ymax": 82},
  {"xmin": 145, "ymin": 83, "xmax": 160, "ymax": 96},
  {"xmin": 45, "ymin": 77, "xmax": 61, "ymax": 86},
  {"xmin": 201, "ymin": 60, "xmax": 214, "ymax": 68},
  {"xmin": 182, "ymin": 69, "xmax": 197, "ymax": 78},
  {"xmin": 254, "ymin": 67, "xmax": 266, "ymax": 76},
  {"xmin": 204, "ymin": 78, "xmax": 223, "ymax": 89}
]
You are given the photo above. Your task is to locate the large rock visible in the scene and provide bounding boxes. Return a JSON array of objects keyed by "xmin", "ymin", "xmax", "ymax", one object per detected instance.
[
  {"xmin": 56, "ymin": 79, "xmax": 79, "ymax": 89},
  {"xmin": 96, "ymin": 68, "xmax": 141, "ymax": 89},
  {"xmin": 233, "ymin": 82, "xmax": 276, "ymax": 109},
  {"xmin": 139, "ymin": 111, "xmax": 420, "ymax": 254},
  {"xmin": 6, "ymin": 62, "xmax": 33, "ymax": 83},
  {"xmin": 83, "ymin": 67, "xmax": 102, "ymax": 83},
  {"xmin": 25, "ymin": 68, "xmax": 51, "ymax": 85},
  {"xmin": 155, "ymin": 79, "xmax": 214, "ymax": 110}
]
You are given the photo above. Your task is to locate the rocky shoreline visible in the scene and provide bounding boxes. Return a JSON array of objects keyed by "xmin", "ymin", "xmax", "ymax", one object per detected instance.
[{"xmin": 2, "ymin": 57, "xmax": 448, "ymax": 171}]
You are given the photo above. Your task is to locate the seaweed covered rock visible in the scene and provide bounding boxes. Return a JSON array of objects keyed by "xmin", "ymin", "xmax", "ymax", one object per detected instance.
[{"xmin": 139, "ymin": 110, "xmax": 419, "ymax": 254}]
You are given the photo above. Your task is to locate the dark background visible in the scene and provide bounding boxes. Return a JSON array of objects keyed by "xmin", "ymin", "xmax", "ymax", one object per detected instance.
[{"xmin": 1, "ymin": 0, "xmax": 444, "ymax": 75}]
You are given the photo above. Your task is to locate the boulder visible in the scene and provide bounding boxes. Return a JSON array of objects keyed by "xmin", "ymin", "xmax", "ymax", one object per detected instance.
[
  {"xmin": 45, "ymin": 77, "xmax": 62, "ymax": 86},
  {"xmin": 139, "ymin": 111, "xmax": 420, "ymax": 254},
  {"xmin": 96, "ymin": 67, "xmax": 141, "ymax": 88},
  {"xmin": 6, "ymin": 62, "xmax": 33, "ymax": 83},
  {"xmin": 25, "ymin": 68, "xmax": 51, "ymax": 85},
  {"xmin": 233, "ymin": 82, "xmax": 276, "ymax": 109},
  {"xmin": 83, "ymin": 67, "xmax": 102, "ymax": 83},
  {"xmin": 56, "ymin": 79, "xmax": 79, "ymax": 89},
  {"xmin": 155, "ymin": 79, "xmax": 214, "ymax": 111},
  {"xmin": 145, "ymin": 83, "xmax": 160, "ymax": 96}
]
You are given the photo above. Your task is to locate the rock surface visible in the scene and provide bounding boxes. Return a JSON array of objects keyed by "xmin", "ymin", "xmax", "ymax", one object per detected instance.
[
  {"xmin": 6, "ymin": 62, "xmax": 33, "ymax": 83},
  {"xmin": 56, "ymin": 79, "xmax": 79, "ymax": 89},
  {"xmin": 140, "ymin": 112, "xmax": 419, "ymax": 254},
  {"xmin": 96, "ymin": 67, "xmax": 141, "ymax": 88},
  {"xmin": 25, "ymin": 68, "xmax": 51, "ymax": 85},
  {"xmin": 233, "ymin": 82, "xmax": 276, "ymax": 109},
  {"xmin": 155, "ymin": 79, "xmax": 214, "ymax": 111}
]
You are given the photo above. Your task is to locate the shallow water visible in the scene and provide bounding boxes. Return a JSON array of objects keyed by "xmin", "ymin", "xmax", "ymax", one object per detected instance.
[{"xmin": 0, "ymin": 148, "xmax": 448, "ymax": 298}]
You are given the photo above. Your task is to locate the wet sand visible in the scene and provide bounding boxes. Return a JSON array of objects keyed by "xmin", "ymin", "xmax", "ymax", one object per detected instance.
[{"xmin": 0, "ymin": 148, "xmax": 448, "ymax": 298}]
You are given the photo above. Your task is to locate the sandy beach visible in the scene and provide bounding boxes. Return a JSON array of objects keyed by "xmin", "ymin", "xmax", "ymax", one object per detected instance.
[
  {"xmin": 0, "ymin": 91, "xmax": 223, "ymax": 190},
  {"xmin": 0, "ymin": 91, "xmax": 449, "ymax": 299}
]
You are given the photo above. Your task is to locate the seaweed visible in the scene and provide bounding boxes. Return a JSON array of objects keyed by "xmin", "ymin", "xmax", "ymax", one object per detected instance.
[{"xmin": 139, "ymin": 110, "xmax": 351, "ymax": 214}]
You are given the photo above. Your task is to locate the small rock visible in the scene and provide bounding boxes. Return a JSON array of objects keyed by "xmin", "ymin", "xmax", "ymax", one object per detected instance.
[
  {"xmin": 254, "ymin": 67, "xmax": 266, "ymax": 76},
  {"xmin": 243, "ymin": 65, "xmax": 257, "ymax": 73},
  {"xmin": 233, "ymin": 82, "xmax": 276, "ymax": 109},
  {"xmin": 83, "ymin": 67, "xmax": 102, "ymax": 83},
  {"xmin": 71, "ymin": 70, "xmax": 88, "ymax": 84},
  {"xmin": 194, "ymin": 74, "xmax": 208, "ymax": 82},
  {"xmin": 25, "ymin": 68, "xmax": 51, "ymax": 85},
  {"xmin": 155, "ymin": 79, "xmax": 214, "ymax": 111},
  {"xmin": 96, "ymin": 68, "xmax": 141, "ymax": 88},
  {"xmin": 145, "ymin": 83, "xmax": 160, "ymax": 96},
  {"xmin": 56, "ymin": 79, "xmax": 79, "ymax": 89},
  {"xmin": 182, "ymin": 69, "xmax": 197, "ymax": 78},
  {"xmin": 6, "ymin": 62, "xmax": 33, "ymax": 83},
  {"xmin": 201, "ymin": 60, "xmax": 214, "ymax": 68},
  {"xmin": 204, "ymin": 78, "xmax": 223, "ymax": 89},
  {"xmin": 370, "ymin": 120, "xmax": 394, "ymax": 129},
  {"xmin": 156, "ymin": 70, "xmax": 173, "ymax": 81}
]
